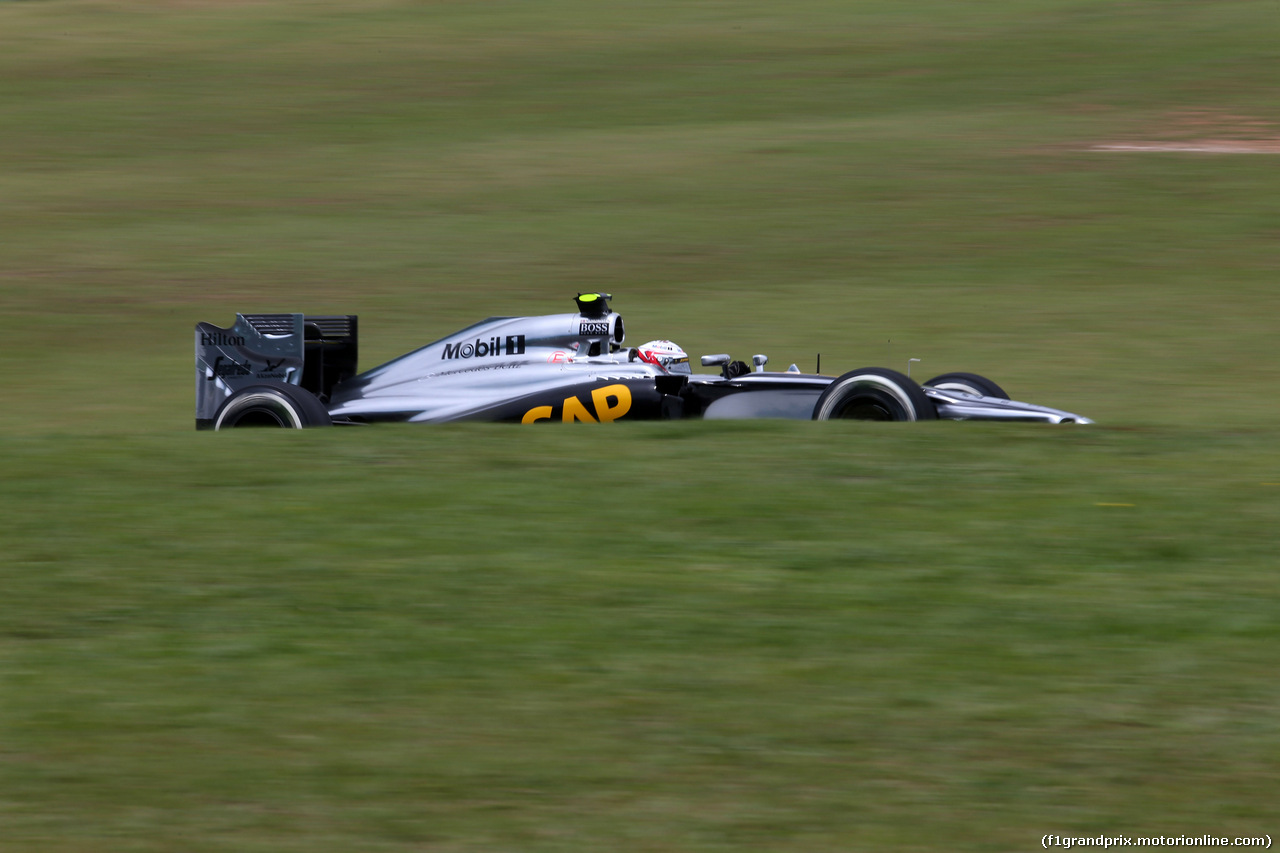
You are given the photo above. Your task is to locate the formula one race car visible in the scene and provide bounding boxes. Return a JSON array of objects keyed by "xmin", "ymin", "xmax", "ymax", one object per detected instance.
[{"xmin": 195, "ymin": 294, "xmax": 1090, "ymax": 429}]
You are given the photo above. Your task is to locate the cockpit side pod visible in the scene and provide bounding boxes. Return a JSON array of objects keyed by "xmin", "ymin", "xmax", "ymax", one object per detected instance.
[
  {"xmin": 340, "ymin": 310, "xmax": 626, "ymax": 400},
  {"xmin": 679, "ymin": 373, "xmax": 830, "ymax": 419},
  {"xmin": 194, "ymin": 313, "xmax": 358, "ymax": 429}
]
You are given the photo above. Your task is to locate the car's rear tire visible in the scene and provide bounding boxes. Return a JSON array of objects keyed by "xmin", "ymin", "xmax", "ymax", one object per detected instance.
[
  {"xmin": 213, "ymin": 382, "xmax": 332, "ymax": 430},
  {"xmin": 923, "ymin": 372, "xmax": 1009, "ymax": 399},
  {"xmin": 812, "ymin": 368, "xmax": 937, "ymax": 421}
]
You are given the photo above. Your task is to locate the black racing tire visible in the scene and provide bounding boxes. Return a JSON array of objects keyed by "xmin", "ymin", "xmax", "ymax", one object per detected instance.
[
  {"xmin": 213, "ymin": 382, "xmax": 332, "ymax": 430},
  {"xmin": 923, "ymin": 372, "xmax": 1009, "ymax": 400},
  {"xmin": 812, "ymin": 368, "xmax": 937, "ymax": 422}
]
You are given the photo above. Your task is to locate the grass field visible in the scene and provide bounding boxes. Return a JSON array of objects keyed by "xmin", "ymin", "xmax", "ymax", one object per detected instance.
[{"xmin": 2, "ymin": 1, "xmax": 1279, "ymax": 850}]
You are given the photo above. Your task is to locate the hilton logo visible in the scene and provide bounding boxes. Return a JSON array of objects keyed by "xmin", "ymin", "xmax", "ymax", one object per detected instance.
[{"xmin": 201, "ymin": 332, "xmax": 246, "ymax": 346}]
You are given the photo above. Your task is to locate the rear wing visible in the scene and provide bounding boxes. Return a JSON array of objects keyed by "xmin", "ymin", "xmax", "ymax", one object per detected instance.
[{"xmin": 195, "ymin": 313, "xmax": 357, "ymax": 429}]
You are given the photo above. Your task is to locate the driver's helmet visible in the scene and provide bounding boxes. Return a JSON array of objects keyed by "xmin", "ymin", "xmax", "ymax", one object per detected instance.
[{"xmin": 635, "ymin": 340, "xmax": 691, "ymax": 375}]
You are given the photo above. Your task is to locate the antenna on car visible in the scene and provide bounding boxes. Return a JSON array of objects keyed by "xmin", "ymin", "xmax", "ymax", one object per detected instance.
[{"xmin": 816, "ymin": 353, "xmax": 821, "ymax": 374}]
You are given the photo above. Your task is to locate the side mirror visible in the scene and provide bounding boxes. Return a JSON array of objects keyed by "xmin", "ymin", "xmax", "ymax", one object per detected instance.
[
  {"xmin": 701, "ymin": 354, "xmax": 730, "ymax": 367},
  {"xmin": 752, "ymin": 354, "xmax": 768, "ymax": 373}
]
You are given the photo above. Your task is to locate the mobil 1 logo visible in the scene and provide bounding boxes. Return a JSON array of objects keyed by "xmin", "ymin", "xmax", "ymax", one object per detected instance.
[{"xmin": 442, "ymin": 334, "xmax": 527, "ymax": 361}]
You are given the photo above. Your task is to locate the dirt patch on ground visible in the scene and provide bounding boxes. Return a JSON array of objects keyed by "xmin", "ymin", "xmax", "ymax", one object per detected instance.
[{"xmin": 1092, "ymin": 109, "xmax": 1280, "ymax": 153}]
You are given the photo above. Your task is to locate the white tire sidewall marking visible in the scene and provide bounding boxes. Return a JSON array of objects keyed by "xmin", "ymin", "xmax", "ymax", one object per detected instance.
[
  {"xmin": 215, "ymin": 391, "xmax": 303, "ymax": 430},
  {"xmin": 930, "ymin": 381, "xmax": 985, "ymax": 397},
  {"xmin": 819, "ymin": 373, "xmax": 918, "ymax": 421}
]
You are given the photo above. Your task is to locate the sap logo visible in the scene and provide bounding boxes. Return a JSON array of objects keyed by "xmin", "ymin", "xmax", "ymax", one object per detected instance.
[
  {"xmin": 443, "ymin": 335, "xmax": 527, "ymax": 360},
  {"xmin": 201, "ymin": 332, "xmax": 246, "ymax": 346},
  {"xmin": 522, "ymin": 384, "xmax": 632, "ymax": 423},
  {"xmin": 579, "ymin": 321, "xmax": 611, "ymax": 336}
]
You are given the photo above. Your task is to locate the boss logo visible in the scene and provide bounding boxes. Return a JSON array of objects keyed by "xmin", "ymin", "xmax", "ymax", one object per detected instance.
[{"xmin": 579, "ymin": 321, "xmax": 611, "ymax": 336}]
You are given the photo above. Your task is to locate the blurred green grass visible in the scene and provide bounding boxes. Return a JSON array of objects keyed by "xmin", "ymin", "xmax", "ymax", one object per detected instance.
[
  {"xmin": 4, "ymin": 425, "xmax": 1280, "ymax": 851},
  {"xmin": 2, "ymin": 1, "xmax": 1279, "ymax": 850}
]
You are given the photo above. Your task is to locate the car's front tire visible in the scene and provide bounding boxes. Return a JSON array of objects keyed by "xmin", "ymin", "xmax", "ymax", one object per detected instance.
[
  {"xmin": 923, "ymin": 372, "xmax": 1009, "ymax": 399},
  {"xmin": 213, "ymin": 382, "xmax": 332, "ymax": 430},
  {"xmin": 812, "ymin": 368, "xmax": 937, "ymax": 421}
]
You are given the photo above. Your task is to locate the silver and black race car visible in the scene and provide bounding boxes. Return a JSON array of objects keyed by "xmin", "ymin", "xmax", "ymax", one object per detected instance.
[{"xmin": 195, "ymin": 293, "xmax": 1090, "ymax": 429}]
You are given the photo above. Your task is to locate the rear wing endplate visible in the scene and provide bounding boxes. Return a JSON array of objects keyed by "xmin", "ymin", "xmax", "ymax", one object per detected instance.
[{"xmin": 195, "ymin": 313, "xmax": 357, "ymax": 429}]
